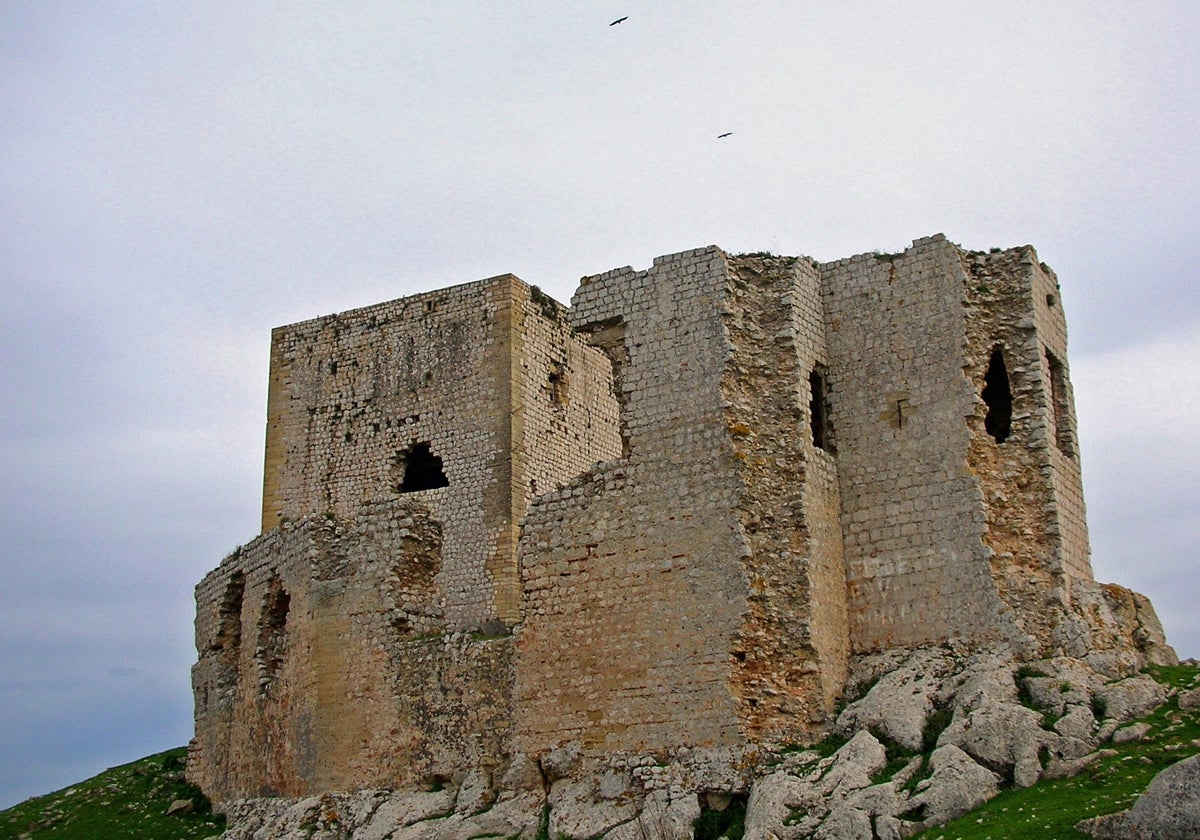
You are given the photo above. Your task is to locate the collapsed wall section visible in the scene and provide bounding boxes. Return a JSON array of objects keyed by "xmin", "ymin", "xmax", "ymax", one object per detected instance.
[
  {"xmin": 821, "ymin": 236, "xmax": 1014, "ymax": 653},
  {"xmin": 194, "ymin": 276, "xmax": 619, "ymax": 802},
  {"xmin": 190, "ymin": 505, "xmax": 516, "ymax": 804},
  {"xmin": 960, "ymin": 246, "xmax": 1094, "ymax": 653},
  {"xmin": 722, "ymin": 255, "xmax": 849, "ymax": 736}
]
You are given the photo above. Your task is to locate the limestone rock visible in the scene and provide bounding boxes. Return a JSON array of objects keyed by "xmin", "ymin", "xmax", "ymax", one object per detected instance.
[
  {"xmin": 907, "ymin": 744, "xmax": 1000, "ymax": 828},
  {"xmin": 815, "ymin": 731, "xmax": 887, "ymax": 802},
  {"xmin": 836, "ymin": 649, "xmax": 954, "ymax": 751},
  {"xmin": 453, "ymin": 768, "xmax": 494, "ymax": 815},
  {"xmin": 1178, "ymin": 687, "xmax": 1200, "ymax": 710},
  {"xmin": 937, "ymin": 699, "xmax": 1050, "ymax": 787},
  {"xmin": 357, "ymin": 789, "xmax": 456, "ymax": 839},
  {"xmin": 165, "ymin": 798, "xmax": 195, "ymax": 816},
  {"xmin": 1111, "ymin": 722, "xmax": 1152, "ymax": 744},
  {"xmin": 742, "ymin": 732, "xmax": 886, "ymax": 840},
  {"xmin": 541, "ymin": 742, "xmax": 583, "ymax": 782},
  {"xmin": 604, "ymin": 790, "xmax": 698, "ymax": 840},
  {"xmin": 1094, "ymin": 675, "xmax": 1167, "ymax": 723},
  {"xmin": 548, "ymin": 777, "xmax": 637, "ymax": 840},
  {"xmin": 812, "ymin": 804, "xmax": 872, "ymax": 840},
  {"xmin": 1076, "ymin": 753, "xmax": 1200, "ymax": 839},
  {"xmin": 1053, "ymin": 704, "xmax": 1097, "ymax": 742},
  {"xmin": 1043, "ymin": 751, "xmax": 1103, "ymax": 780},
  {"xmin": 744, "ymin": 770, "xmax": 807, "ymax": 840},
  {"xmin": 408, "ymin": 790, "xmax": 544, "ymax": 840},
  {"xmin": 941, "ymin": 651, "xmax": 1018, "ymax": 713}
]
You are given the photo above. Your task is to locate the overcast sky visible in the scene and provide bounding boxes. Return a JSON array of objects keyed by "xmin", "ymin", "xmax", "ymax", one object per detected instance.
[{"xmin": 2, "ymin": 2, "xmax": 1197, "ymax": 810}]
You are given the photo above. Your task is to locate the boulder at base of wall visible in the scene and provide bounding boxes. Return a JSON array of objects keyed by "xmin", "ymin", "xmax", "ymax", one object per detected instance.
[{"xmin": 1076, "ymin": 753, "xmax": 1200, "ymax": 839}]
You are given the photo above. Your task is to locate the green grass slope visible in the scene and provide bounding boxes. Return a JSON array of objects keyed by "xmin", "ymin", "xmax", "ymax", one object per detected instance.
[
  {"xmin": 910, "ymin": 663, "xmax": 1200, "ymax": 840},
  {"xmin": 0, "ymin": 748, "xmax": 224, "ymax": 840}
]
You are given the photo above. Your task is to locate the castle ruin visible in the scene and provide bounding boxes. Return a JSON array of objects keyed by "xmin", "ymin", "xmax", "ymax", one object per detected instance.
[{"xmin": 189, "ymin": 234, "xmax": 1172, "ymax": 806}]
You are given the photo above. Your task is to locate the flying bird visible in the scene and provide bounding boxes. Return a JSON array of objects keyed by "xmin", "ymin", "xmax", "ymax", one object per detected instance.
[
  {"xmin": 610, "ymin": 16, "xmax": 628, "ymax": 26},
  {"xmin": 717, "ymin": 132, "xmax": 733, "ymax": 138}
]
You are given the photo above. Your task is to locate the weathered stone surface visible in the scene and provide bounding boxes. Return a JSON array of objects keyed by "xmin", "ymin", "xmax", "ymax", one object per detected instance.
[
  {"xmin": 604, "ymin": 791, "xmax": 698, "ymax": 840},
  {"xmin": 1053, "ymin": 704, "xmax": 1098, "ymax": 743},
  {"xmin": 744, "ymin": 771, "xmax": 807, "ymax": 840},
  {"xmin": 1077, "ymin": 754, "xmax": 1200, "ymax": 840},
  {"xmin": 1111, "ymin": 722, "xmax": 1152, "ymax": 744},
  {"xmin": 1094, "ymin": 675, "xmax": 1167, "ymax": 723},
  {"xmin": 908, "ymin": 744, "xmax": 1000, "ymax": 828},
  {"xmin": 942, "ymin": 651, "xmax": 1019, "ymax": 713},
  {"xmin": 165, "ymin": 798, "xmax": 195, "ymax": 816},
  {"xmin": 836, "ymin": 650, "xmax": 954, "ymax": 751},
  {"xmin": 813, "ymin": 804, "xmax": 873, "ymax": 840},
  {"xmin": 937, "ymin": 700, "xmax": 1050, "ymax": 787},
  {"xmin": 1043, "ymin": 751, "xmax": 1103, "ymax": 780},
  {"xmin": 540, "ymin": 742, "xmax": 582, "ymax": 783},
  {"xmin": 548, "ymin": 777, "xmax": 637, "ymax": 840}
]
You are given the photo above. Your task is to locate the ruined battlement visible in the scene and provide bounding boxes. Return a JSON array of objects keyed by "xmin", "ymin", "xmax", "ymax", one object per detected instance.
[{"xmin": 190, "ymin": 235, "xmax": 1170, "ymax": 805}]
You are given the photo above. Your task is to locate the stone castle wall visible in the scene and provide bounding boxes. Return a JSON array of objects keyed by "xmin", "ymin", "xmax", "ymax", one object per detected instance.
[
  {"xmin": 821, "ymin": 237, "xmax": 1012, "ymax": 652},
  {"xmin": 191, "ymin": 235, "xmax": 1109, "ymax": 805},
  {"xmin": 516, "ymin": 248, "xmax": 752, "ymax": 754},
  {"xmin": 192, "ymin": 275, "xmax": 619, "ymax": 802},
  {"xmin": 257, "ymin": 274, "xmax": 620, "ymax": 629}
]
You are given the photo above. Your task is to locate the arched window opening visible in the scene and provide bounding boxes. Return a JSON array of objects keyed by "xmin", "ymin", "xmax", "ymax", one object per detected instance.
[
  {"xmin": 399, "ymin": 442, "xmax": 449, "ymax": 492},
  {"xmin": 214, "ymin": 571, "xmax": 245, "ymax": 654},
  {"xmin": 213, "ymin": 571, "xmax": 245, "ymax": 696},
  {"xmin": 982, "ymin": 347, "xmax": 1012, "ymax": 444},
  {"xmin": 809, "ymin": 369, "xmax": 830, "ymax": 451},
  {"xmin": 256, "ymin": 578, "xmax": 290, "ymax": 690}
]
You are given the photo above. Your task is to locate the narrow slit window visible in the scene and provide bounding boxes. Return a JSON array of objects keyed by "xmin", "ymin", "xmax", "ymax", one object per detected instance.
[
  {"xmin": 1046, "ymin": 350, "xmax": 1074, "ymax": 456},
  {"xmin": 982, "ymin": 347, "xmax": 1012, "ymax": 444},
  {"xmin": 809, "ymin": 369, "xmax": 829, "ymax": 451},
  {"xmin": 548, "ymin": 360, "xmax": 568, "ymax": 406},
  {"xmin": 399, "ymin": 442, "xmax": 449, "ymax": 492}
]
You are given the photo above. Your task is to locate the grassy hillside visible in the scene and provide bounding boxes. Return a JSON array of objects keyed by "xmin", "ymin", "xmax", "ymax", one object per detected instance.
[
  {"xmin": 0, "ymin": 748, "xmax": 223, "ymax": 840},
  {"xmin": 910, "ymin": 663, "xmax": 1200, "ymax": 840}
]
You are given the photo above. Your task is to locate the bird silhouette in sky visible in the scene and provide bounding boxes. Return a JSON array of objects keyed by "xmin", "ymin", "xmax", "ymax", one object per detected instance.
[
  {"xmin": 610, "ymin": 16, "xmax": 628, "ymax": 26},
  {"xmin": 718, "ymin": 132, "xmax": 733, "ymax": 138}
]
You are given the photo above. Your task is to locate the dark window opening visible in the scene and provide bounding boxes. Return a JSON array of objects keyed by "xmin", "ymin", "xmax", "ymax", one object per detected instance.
[
  {"xmin": 809, "ymin": 369, "xmax": 830, "ymax": 451},
  {"xmin": 399, "ymin": 442, "xmax": 449, "ymax": 492},
  {"xmin": 982, "ymin": 346, "xmax": 1012, "ymax": 443},
  {"xmin": 1046, "ymin": 350, "xmax": 1074, "ymax": 456}
]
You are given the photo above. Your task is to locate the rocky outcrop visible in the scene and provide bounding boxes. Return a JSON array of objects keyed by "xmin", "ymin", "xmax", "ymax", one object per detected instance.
[{"xmin": 214, "ymin": 646, "xmax": 1189, "ymax": 840}]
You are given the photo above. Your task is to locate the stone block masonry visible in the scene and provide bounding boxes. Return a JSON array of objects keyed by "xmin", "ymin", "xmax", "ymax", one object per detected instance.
[{"xmin": 191, "ymin": 235, "xmax": 1169, "ymax": 806}]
